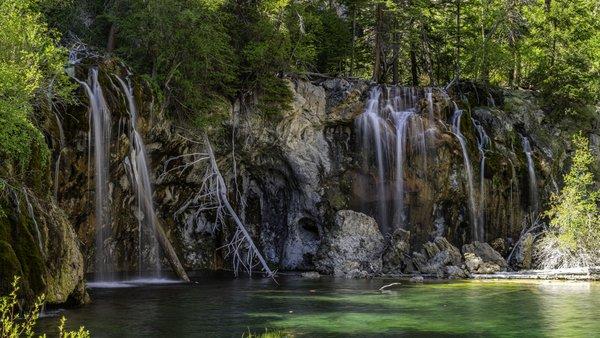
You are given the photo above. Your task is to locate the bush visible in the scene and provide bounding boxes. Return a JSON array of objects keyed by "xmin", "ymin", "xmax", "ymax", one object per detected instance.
[{"xmin": 1, "ymin": 276, "xmax": 90, "ymax": 337}]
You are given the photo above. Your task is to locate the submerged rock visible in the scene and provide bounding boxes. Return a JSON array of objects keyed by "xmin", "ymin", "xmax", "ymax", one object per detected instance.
[
  {"xmin": 300, "ymin": 271, "xmax": 321, "ymax": 279},
  {"xmin": 314, "ymin": 210, "xmax": 384, "ymax": 277},
  {"xmin": 462, "ymin": 242, "xmax": 507, "ymax": 274}
]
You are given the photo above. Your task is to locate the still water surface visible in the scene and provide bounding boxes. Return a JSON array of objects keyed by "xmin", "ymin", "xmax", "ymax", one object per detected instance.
[{"xmin": 38, "ymin": 273, "xmax": 600, "ymax": 337}]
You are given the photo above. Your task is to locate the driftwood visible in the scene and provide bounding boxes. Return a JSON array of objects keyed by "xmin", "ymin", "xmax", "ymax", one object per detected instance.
[
  {"xmin": 153, "ymin": 213, "xmax": 190, "ymax": 282},
  {"xmin": 132, "ymin": 178, "xmax": 190, "ymax": 282}
]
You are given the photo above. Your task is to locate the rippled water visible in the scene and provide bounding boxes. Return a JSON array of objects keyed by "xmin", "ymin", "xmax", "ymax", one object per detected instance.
[{"xmin": 38, "ymin": 273, "xmax": 600, "ymax": 337}]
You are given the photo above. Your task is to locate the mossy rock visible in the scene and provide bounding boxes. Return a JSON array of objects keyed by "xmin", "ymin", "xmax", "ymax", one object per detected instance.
[
  {"xmin": 0, "ymin": 240, "xmax": 23, "ymax": 295},
  {"xmin": 0, "ymin": 195, "xmax": 45, "ymax": 299}
]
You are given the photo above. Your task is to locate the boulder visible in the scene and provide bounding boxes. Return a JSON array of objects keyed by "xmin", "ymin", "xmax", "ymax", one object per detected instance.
[
  {"xmin": 382, "ymin": 228, "xmax": 413, "ymax": 274},
  {"xmin": 462, "ymin": 242, "xmax": 507, "ymax": 274},
  {"xmin": 315, "ymin": 210, "xmax": 384, "ymax": 277},
  {"xmin": 512, "ymin": 233, "xmax": 534, "ymax": 269},
  {"xmin": 412, "ymin": 237, "xmax": 467, "ymax": 277}
]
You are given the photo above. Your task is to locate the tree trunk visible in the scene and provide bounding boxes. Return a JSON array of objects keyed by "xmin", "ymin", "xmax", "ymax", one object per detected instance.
[
  {"xmin": 455, "ymin": 0, "xmax": 461, "ymax": 81},
  {"xmin": 153, "ymin": 215, "xmax": 190, "ymax": 282},
  {"xmin": 350, "ymin": 6, "xmax": 357, "ymax": 77},
  {"xmin": 410, "ymin": 42, "xmax": 418, "ymax": 86},
  {"xmin": 372, "ymin": 2, "xmax": 384, "ymax": 83},
  {"xmin": 392, "ymin": 32, "xmax": 399, "ymax": 85},
  {"xmin": 106, "ymin": 24, "xmax": 117, "ymax": 52}
]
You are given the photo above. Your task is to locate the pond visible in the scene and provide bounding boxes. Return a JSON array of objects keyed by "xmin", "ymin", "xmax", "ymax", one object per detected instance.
[{"xmin": 38, "ymin": 272, "xmax": 600, "ymax": 337}]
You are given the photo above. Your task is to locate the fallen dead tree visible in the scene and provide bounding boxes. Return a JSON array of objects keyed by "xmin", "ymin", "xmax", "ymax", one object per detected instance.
[{"xmin": 160, "ymin": 134, "xmax": 275, "ymax": 278}]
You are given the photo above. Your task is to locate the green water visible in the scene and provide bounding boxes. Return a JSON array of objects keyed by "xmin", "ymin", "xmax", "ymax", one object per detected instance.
[{"xmin": 38, "ymin": 274, "xmax": 600, "ymax": 337}]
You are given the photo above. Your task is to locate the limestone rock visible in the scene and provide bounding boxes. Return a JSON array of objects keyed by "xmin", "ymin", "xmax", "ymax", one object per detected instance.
[
  {"xmin": 315, "ymin": 210, "xmax": 384, "ymax": 277},
  {"xmin": 412, "ymin": 237, "xmax": 466, "ymax": 277},
  {"xmin": 462, "ymin": 242, "xmax": 507, "ymax": 274},
  {"xmin": 444, "ymin": 265, "xmax": 469, "ymax": 279},
  {"xmin": 382, "ymin": 228, "xmax": 412, "ymax": 274},
  {"xmin": 301, "ymin": 271, "xmax": 321, "ymax": 278},
  {"xmin": 512, "ymin": 233, "xmax": 534, "ymax": 269}
]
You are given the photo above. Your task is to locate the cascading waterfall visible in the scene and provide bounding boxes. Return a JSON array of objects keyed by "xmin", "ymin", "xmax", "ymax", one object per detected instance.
[
  {"xmin": 357, "ymin": 86, "xmax": 430, "ymax": 232},
  {"xmin": 451, "ymin": 104, "xmax": 480, "ymax": 241},
  {"xmin": 76, "ymin": 68, "xmax": 113, "ymax": 281},
  {"xmin": 472, "ymin": 118, "xmax": 489, "ymax": 239},
  {"xmin": 117, "ymin": 76, "xmax": 161, "ymax": 278},
  {"xmin": 521, "ymin": 136, "xmax": 539, "ymax": 215}
]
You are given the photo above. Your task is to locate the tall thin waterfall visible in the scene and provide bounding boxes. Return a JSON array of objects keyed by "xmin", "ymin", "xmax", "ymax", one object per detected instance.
[
  {"xmin": 117, "ymin": 76, "xmax": 161, "ymax": 277},
  {"xmin": 77, "ymin": 68, "xmax": 113, "ymax": 281},
  {"xmin": 451, "ymin": 105, "xmax": 480, "ymax": 241},
  {"xmin": 521, "ymin": 136, "xmax": 539, "ymax": 215},
  {"xmin": 53, "ymin": 112, "xmax": 65, "ymax": 200},
  {"xmin": 23, "ymin": 189, "xmax": 44, "ymax": 255},
  {"xmin": 357, "ymin": 86, "xmax": 429, "ymax": 232},
  {"xmin": 473, "ymin": 118, "xmax": 489, "ymax": 239}
]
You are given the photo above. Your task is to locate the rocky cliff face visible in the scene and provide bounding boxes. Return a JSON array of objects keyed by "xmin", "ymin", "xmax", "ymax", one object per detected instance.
[{"xmin": 46, "ymin": 61, "xmax": 588, "ymax": 279}]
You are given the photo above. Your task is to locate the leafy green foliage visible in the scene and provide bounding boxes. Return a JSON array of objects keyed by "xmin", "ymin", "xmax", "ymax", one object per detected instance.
[
  {"xmin": 1, "ymin": 276, "xmax": 90, "ymax": 338},
  {"xmin": 0, "ymin": 0, "xmax": 69, "ymax": 176},
  {"xmin": 544, "ymin": 133, "xmax": 600, "ymax": 260}
]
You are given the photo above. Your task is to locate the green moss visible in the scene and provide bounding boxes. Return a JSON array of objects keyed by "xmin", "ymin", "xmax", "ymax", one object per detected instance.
[{"xmin": 0, "ymin": 195, "xmax": 45, "ymax": 298}]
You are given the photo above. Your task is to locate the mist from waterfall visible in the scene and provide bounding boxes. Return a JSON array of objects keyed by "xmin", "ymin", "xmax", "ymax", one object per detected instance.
[
  {"xmin": 117, "ymin": 76, "xmax": 161, "ymax": 278},
  {"xmin": 522, "ymin": 136, "xmax": 539, "ymax": 215},
  {"xmin": 77, "ymin": 68, "xmax": 113, "ymax": 281},
  {"xmin": 451, "ymin": 104, "xmax": 480, "ymax": 241}
]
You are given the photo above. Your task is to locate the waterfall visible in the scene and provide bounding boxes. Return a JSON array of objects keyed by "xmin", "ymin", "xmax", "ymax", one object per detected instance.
[
  {"xmin": 521, "ymin": 136, "xmax": 539, "ymax": 215},
  {"xmin": 117, "ymin": 76, "xmax": 161, "ymax": 277},
  {"xmin": 23, "ymin": 189, "xmax": 44, "ymax": 255},
  {"xmin": 76, "ymin": 68, "xmax": 113, "ymax": 281},
  {"xmin": 472, "ymin": 118, "xmax": 489, "ymax": 239},
  {"xmin": 451, "ymin": 104, "xmax": 480, "ymax": 241},
  {"xmin": 392, "ymin": 110, "xmax": 413, "ymax": 225},
  {"xmin": 356, "ymin": 86, "xmax": 430, "ymax": 232},
  {"xmin": 357, "ymin": 87, "xmax": 389, "ymax": 231},
  {"xmin": 426, "ymin": 88, "xmax": 435, "ymax": 123}
]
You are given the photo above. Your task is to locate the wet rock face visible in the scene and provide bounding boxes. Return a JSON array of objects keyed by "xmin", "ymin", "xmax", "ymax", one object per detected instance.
[
  {"xmin": 0, "ymin": 189, "xmax": 87, "ymax": 305},
  {"xmin": 52, "ymin": 67, "xmax": 565, "ymax": 276},
  {"xmin": 314, "ymin": 210, "xmax": 384, "ymax": 277},
  {"xmin": 511, "ymin": 233, "xmax": 534, "ymax": 270},
  {"xmin": 462, "ymin": 242, "xmax": 507, "ymax": 274},
  {"xmin": 382, "ymin": 228, "xmax": 412, "ymax": 274}
]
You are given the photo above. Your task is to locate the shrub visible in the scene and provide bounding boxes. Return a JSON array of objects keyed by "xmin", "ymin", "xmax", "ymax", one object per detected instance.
[{"xmin": 1, "ymin": 276, "xmax": 90, "ymax": 337}]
